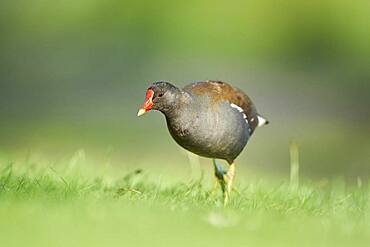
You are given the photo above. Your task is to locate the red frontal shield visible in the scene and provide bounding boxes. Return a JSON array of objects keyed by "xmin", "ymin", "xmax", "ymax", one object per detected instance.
[{"xmin": 137, "ymin": 89, "xmax": 154, "ymax": 116}]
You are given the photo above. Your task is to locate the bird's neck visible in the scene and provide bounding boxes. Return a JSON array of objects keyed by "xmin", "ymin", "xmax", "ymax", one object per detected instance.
[{"xmin": 161, "ymin": 91, "xmax": 192, "ymax": 119}]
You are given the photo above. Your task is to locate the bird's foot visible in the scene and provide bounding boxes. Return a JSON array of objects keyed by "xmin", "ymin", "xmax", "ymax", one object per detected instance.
[{"xmin": 232, "ymin": 187, "xmax": 241, "ymax": 195}]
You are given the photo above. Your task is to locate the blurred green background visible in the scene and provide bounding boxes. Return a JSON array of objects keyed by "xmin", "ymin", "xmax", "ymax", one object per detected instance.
[{"xmin": 0, "ymin": 0, "xmax": 369, "ymax": 181}]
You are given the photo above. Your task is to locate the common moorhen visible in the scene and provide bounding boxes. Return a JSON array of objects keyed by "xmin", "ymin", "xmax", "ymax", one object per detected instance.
[{"xmin": 137, "ymin": 80, "xmax": 268, "ymax": 205}]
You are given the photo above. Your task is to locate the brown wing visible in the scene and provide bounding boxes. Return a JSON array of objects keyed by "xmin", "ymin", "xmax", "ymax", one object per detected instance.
[{"xmin": 183, "ymin": 80, "xmax": 259, "ymax": 133}]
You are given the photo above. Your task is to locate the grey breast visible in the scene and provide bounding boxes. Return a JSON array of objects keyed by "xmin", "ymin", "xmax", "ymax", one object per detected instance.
[{"xmin": 166, "ymin": 95, "xmax": 250, "ymax": 162}]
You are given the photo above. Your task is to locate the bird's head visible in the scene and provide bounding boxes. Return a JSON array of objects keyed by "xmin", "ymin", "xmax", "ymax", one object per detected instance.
[{"xmin": 137, "ymin": 81, "xmax": 181, "ymax": 116}]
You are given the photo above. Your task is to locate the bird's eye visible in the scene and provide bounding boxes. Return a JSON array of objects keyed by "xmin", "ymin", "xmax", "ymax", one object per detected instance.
[{"xmin": 157, "ymin": 93, "xmax": 164, "ymax": 98}]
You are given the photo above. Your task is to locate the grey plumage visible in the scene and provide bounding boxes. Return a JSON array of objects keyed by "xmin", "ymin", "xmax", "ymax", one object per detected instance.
[{"xmin": 143, "ymin": 81, "xmax": 267, "ymax": 164}]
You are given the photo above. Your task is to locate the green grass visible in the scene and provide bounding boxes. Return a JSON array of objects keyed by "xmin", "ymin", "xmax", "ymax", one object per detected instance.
[{"xmin": 1, "ymin": 158, "xmax": 370, "ymax": 247}]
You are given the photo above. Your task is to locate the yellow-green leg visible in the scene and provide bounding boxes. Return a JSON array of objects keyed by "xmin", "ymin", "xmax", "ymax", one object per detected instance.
[
  {"xmin": 212, "ymin": 160, "xmax": 236, "ymax": 206},
  {"xmin": 212, "ymin": 159, "xmax": 226, "ymax": 196},
  {"xmin": 224, "ymin": 163, "xmax": 235, "ymax": 206}
]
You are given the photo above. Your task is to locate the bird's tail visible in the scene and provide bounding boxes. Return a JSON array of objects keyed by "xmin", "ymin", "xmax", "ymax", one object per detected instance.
[{"xmin": 257, "ymin": 115, "xmax": 269, "ymax": 127}]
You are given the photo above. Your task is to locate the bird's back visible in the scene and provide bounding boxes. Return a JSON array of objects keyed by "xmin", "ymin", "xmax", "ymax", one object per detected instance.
[
  {"xmin": 183, "ymin": 80, "xmax": 260, "ymax": 134},
  {"xmin": 164, "ymin": 80, "xmax": 261, "ymax": 163}
]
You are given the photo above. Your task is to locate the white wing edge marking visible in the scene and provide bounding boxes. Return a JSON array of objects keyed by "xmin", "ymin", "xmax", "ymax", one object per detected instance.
[{"xmin": 230, "ymin": 103, "xmax": 249, "ymax": 124}]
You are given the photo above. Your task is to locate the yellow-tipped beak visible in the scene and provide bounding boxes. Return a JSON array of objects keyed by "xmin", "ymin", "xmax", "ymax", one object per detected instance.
[{"xmin": 137, "ymin": 108, "xmax": 147, "ymax": 117}]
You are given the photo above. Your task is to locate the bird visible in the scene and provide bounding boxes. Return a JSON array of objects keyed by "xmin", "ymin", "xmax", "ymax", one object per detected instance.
[{"xmin": 137, "ymin": 80, "xmax": 268, "ymax": 205}]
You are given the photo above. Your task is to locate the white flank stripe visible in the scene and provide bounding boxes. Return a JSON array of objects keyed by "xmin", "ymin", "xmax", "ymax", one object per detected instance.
[
  {"xmin": 230, "ymin": 103, "xmax": 248, "ymax": 124},
  {"xmin": 230, "ymin": 103, "xmax": 243, "ymax": 113}
]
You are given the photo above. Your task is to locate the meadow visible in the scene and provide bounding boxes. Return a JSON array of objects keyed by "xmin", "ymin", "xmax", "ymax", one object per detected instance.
[
  {"xmin": 1, "ymin": 153, "xmax": 370, "ymax": 247},
  {"xmin": 1, "ymin": 1, "xmax": 369, "ymax": 246}
]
